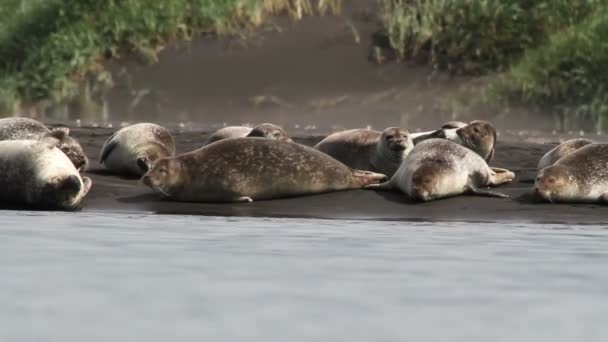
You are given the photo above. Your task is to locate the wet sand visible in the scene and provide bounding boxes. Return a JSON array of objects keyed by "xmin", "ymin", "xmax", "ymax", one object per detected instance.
[{"xmin": 62, "ymin": 127, "xmax": 606, "ymax": 225}]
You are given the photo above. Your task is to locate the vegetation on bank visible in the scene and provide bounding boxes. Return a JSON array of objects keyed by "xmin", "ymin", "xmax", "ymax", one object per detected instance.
[
  {"xmin": 0, "ymin": 0, "xmax": 340, "ymax": 116},
  {"xmin": 379, "ymin": 0, "xmax": 608, "ymax": 130}
]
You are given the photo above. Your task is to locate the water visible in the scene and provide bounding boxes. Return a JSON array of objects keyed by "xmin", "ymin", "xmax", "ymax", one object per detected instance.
[{"xmin": 1, "ymin": 211, "xmax": 607, "ymax": 341}]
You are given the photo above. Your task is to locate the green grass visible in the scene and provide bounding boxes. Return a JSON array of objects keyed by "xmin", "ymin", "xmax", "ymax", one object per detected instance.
[
  {"xmin": 0, "ymin": 0, "xmax": 340, "ymax": 116},
  {"xmin": 495, "ymin": 7, "xmax": 608, "ymax": 131},
  {"xmin": 378, "ymin": 0, "xmax": 597, "ymax": 74}
]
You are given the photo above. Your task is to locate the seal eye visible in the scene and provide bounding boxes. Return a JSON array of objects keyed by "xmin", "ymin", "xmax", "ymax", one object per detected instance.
[
  {"xmin": 273, "ymin": 131, "xmax": 282, "ymax": 138},
  {"xmin": 385, "ymin": 135, "xmax": 394, "ymax": 140},
  {"xmin": 159, "ymin": 168, "xmax": 168, "ymax": 176}
]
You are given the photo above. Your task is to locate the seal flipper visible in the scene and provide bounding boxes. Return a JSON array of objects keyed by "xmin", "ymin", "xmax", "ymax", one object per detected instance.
[
  {"xmin": 412, "ymin": 129, "xmax": 445, "ymax": 144},
  {"xmin": 99, "ymin": 132, "xmax": 119, "ymax": 164},
  {"xmin": 364, "ymin": 181, "xmax": 394, "ymax": 191},
  {"xmin": 235, "ymin": 196, "xmax": 253, "ymax": 203},
  {"xmin": 465, "ymin": 184, "xmax": 508, "ymax": 198}
]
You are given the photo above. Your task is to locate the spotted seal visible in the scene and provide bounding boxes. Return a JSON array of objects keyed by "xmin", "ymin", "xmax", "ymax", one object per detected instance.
[
  {"xmin": 0, "ymin": 117, "xmax": 88, "ymax": 172},
  {"xmin": 366, "ymin": 139, "xmax": 514, "ymax": 201},
  {"xmin": 0, "ymin": 130, "xmax": 92, "ymax": 209},
  {"xmin": 142, "ymin": 137, "xmax": 387, "ymax": 202},
  {"xmin": 314, "ymin": 127, "xmax": 413, "ymax": 177},
  {"xmin": 410, "ymin": 120, "xmax": 497, "ymax": 161},
  {"xmin": 536, "ymin": 138, "xmax": 594, "ymax": 171},
  {"xmin": 203, "ymin": 123, "xmax": 292, "ymax": 145},
  {"xmin": 99, "ymin": 123, "xmax": 175, "ymax": 176},
  {"xmin": 534, "ymin": 143, "xmax": 608, "ymax": 204}
]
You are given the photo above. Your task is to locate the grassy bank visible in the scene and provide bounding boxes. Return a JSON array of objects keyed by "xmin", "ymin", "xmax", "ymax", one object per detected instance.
[
  {"xmin": 378, "ymin": 0, "xmax": 607, "ymax": 130},
  {"xmin": 0, "ymin": 0, "xmax": 340, "ymax": 117}
]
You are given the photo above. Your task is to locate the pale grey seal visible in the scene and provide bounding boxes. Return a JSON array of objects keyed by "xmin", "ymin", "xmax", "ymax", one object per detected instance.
[
  {"xmin": 142, "ymin": 137, "xmax": 387, "ymax": 202},
  {"xmin": 534, "ymin": 143, "xmax": 608, "ymax": 204},
  {"xmin": 410, "ymin": 120, "xmax": 497, "ymax": 161},
  {"xmin": 203, "ymin": 123, "xmax": 292, "ymax": 145},
  {"xmin": 0, "ymin": 130, "xmax": 92, "ymax": 209},
  {"xmin": 0, "ymin": 117, "xmax": 88, "ymax": 171},
  {"xmin": 99, "ymin": 123, "xmax": 175, "ymax": 176},
  {"xmin": 537, "ymin": 138, "xmax": 594, "ymax": 171},
  {"xmin": 314, "ymin": 127, "xmax": 413, "ymax": 177},
  {"xmin": 366, "ymin": 139, "xmax": 514, "ymax": 201}
]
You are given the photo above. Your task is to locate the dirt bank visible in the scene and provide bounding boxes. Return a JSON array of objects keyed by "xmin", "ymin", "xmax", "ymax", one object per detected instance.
[{"xmin": 49, "ymin": 127, "xmax": 605, "ymax": 225}]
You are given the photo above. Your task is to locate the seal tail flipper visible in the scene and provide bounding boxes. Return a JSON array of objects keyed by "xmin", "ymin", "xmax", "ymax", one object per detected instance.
[
  {"xmin": 412, "ymin": 129, "xmax": 445, "ymax": 144},
  {"xmin": 235, "ymin": 196, "xmax": 253, "ymax": 203},
  {"xmin": 350, "ymin": 169, "xmax": 388, "ymax": 189},
  {"xmin": 466, "ymin": 184, "xmax": 508, "ymax": 198},
  {"xmin": 363, "ymin": 181, "xmax": 393, "ymax": 191},
  {"xmin": 488, "ymin": 167, "xmax": 515, "ymax": 186},
  {"xmin": 40, "ymin": 128, "xmax": 68, "ymax": 149}
]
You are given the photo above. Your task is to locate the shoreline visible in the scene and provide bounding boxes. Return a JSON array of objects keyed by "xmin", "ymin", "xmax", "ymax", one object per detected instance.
[{"xmin": 21, "ymin": 126, "xmax": 602, "ymax": 225}]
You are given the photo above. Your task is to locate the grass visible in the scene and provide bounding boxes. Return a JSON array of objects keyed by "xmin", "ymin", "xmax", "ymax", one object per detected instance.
[
  {"xmin": 378, "ymin": 0, "xmax": 608, "ymax": 130},
  {"xmin": 378, "ymin": 0, "xmax": 597, "ymax": 75},
  {"xmin": 495, "ymin": 6, "xmax": 608, "ymax": 131},
  {"xmin": 0, "ymin": 0, "xmax": 341, "ymax": 116}
]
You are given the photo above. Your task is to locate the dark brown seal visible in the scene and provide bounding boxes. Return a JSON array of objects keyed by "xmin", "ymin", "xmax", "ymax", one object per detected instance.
[
  {"xmin": 314, "ymin": 127, "xmax": 413, "ymax": 177},
  {"xmin": 142, "ymin": 137, "xmax": 387, "ymax": 202},
  {"xmin": 366, "ymin": 139, "xmax": 514, "ymax": 201},
  {"xmin": 0, "ymin": 117, "xmax": 88, "ymax": 172},
  {"xmin": 204, "ymin": 123, "xmax": 292, "ymax": 145},
  {"xmin": 535, "ymin": 143, "xmax": 608, "ymax": 204}
]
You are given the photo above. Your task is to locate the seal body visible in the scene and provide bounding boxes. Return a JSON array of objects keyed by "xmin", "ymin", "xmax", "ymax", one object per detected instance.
[
  {"xmin": 100, "ymin": 123, "xmax": 175, "ymax": 176},
  {"xmin": 535, "ymin": 143, "xmax": 608, "ymax": 204},
  {"xmin": 366, "ymin": 139, "xmax": 514, "ymax": 201},
  {"xmin": 411, "ymin": 120, "xmax": 497, "ymax": 161},
  {"xmin": 142, "ymin": 138, "xmax": 387, "ymax": 202},
  {"xmin": 0, "ymin": 117, "xmax": 88, "ymax": 171},
  {"xmin": 204, "ymin": 123, "xmax": 291, "ymax": 145},
  {"xmin": 0, "ymin": 131, "xmax": 92, "ymax": 209},
  {"xmin": 314, "ymin": 127, "xmax": 413, "ymax": 177},
  {"xmin": 537, "ymin": 138, "xmax": 594, "ymax": 171}
]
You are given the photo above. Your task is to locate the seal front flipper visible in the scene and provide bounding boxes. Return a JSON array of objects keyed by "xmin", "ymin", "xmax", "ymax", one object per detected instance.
[
  {"xmin": 99, "ymin": 131, "xmax": 118, "ymax": 164},
  {"xmin": 412, "ymin": 129, "xmax": 445, "ymax": 144},
  {"xmin": 465, "ymin": 184, "xmax": 508, "ymax": 198}
]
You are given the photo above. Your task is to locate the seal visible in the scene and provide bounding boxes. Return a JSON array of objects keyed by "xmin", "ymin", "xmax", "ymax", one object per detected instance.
[
  {"xmin": 0, "ymin": 129, "xmax": 92, "ymax": 209},
  {"xmin": 0, "ymin": 117, "xmax": 88, "ymax": 172},
  {"xmin": 99, "ymin": 123, "xmax": 175, "ymax": 176},
  {"xmin": 410, "ymin": 120, "xmax": 497, "ymax": 161},
  {"xmin": 365, "ymin": 139, "xmax": 515, "ymax": 202},
  {"xmin": 314, "ymin": 127, "xmax": 413, "ymax": 177},
  {"xmin": 534, "ymin": 143, "xmax": 608, "ymax": 204},
  {"xmin": 204, "ymin": 123, "xmax": 292, "ymax": 145},
  {"xmin": 536, "ymin": 138, "xmax": 594, "ymax": 171},
  {"xmin": 141, "ymin": 137, "xmax": 387, "ymax": 202}
]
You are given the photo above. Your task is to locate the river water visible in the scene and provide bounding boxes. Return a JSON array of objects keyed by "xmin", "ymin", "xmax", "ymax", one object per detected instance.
[{"xmin": 1, "ymin": 211, "xmax": 607, "ymax": 341}]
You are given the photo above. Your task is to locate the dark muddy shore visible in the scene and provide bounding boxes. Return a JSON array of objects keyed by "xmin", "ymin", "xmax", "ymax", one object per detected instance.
[{"xmin": 50, "ymin": 127, "xmax": 606, "ymax": 225}]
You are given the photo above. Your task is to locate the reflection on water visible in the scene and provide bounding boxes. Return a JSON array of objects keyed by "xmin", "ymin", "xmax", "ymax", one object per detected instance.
[{"xmin": 1, "ymin": 211, "xmax": 607, "ymax": 341}]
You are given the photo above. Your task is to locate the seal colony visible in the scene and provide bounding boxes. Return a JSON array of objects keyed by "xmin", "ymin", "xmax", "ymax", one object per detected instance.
[{"xmin": 0, "ymin": 117, "xmax": 606, "ymax": 211}]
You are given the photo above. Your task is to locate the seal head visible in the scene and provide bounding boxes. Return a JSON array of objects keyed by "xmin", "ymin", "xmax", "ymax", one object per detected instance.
[
  {"xmin": 246, "ymin": 123, "xmax": 292, "ymax": 142},
  {"xmin": 455, "ymin": 120, "xmax": 497, "ymax": 162}
]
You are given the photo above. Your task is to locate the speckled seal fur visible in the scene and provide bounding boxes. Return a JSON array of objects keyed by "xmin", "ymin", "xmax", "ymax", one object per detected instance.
[
  {"xmin": 0, "ymin": 130, "xmax": 91, "ymax": 209},
  {"xmin": 203, "ymin": 123, "xmax": 291, "ymax": 146},
  {"xmin": 535, "ymin": 143, "xmax": 608, "ymax": 204},
  {"xmin": 537, "ymin": 138, "xmax": 594, "ymax": 171},
  {"xmin": 99, "ymin": 123, "xmax": 175, "ymax": 177},
  {"xmin": 366, "ymin": 139, "xmax": 514, "ymax": 202},
  {"xmin": 314, "ymin": 127, "xmax": 414, "ymax": 178},
  {"xmin": 410, "ymin": 120, "xmax": 497, "ymax": 162},
  {"xmin": 142, "ymin": 137, "xmax": 387, "ymax": 202},
  {"xmin": 0, "ymin": 117, "xmax": 88, "ymax": 172}
]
